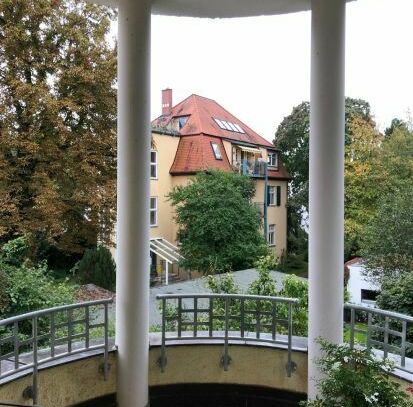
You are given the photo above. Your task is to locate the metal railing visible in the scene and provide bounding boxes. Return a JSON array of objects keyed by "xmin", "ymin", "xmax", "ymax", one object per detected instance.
[
  {"xmin": 157, "ymin": 293, "xmax": 299, "ymax": 376},
  {"xmin": 344, "ymin": 304, "xmax": 413, "ymax": 374},
  {"xmin": 0, "ymin": 299, "xmax": 113, "ymax": 404},
  {"xmin": 240, "ymin": 159, "xmax": 267, "ymax": 177}
]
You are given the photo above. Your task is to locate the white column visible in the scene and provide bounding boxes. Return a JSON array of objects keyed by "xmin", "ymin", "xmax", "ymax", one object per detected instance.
[
  {"xmin": 116, "ymin": 0, "xmax": 151, "ymax": 405},
  {"xmin": 165, "ymin": 261, "xmax": 169, "ymax": 285},
  {"xmin": 308, "ymin": 0, "xmax": 345, "ymax": 399}
]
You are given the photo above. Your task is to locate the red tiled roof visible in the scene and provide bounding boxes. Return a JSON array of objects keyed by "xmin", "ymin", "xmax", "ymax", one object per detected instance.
[
  {"xmin": 170, "ymin": 135, "xmax": 231, "ymax": 174},
  {"xmin": 268, "ymin": 165, "xmax": 291, "ymax": 180},
  {"xmin": 152, "ymin": 94, "xmax": 274, "ymax": 147},
  {"xmin": 153, "ymin": 92, "xmax": 290, "ymax": 179}
]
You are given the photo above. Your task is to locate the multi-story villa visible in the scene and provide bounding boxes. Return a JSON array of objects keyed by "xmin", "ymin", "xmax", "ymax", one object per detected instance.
[{"xmin": 148, "ymin": 89, "xmax": 290, "ymax": 280}]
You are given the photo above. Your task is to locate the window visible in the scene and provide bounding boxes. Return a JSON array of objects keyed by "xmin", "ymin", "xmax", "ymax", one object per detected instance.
[
  {"xmin": 150, "ymin": 150, "xmax": 157, "ymax": 179},
  {"xmin": 211, "ymin": 142, "xmax": 222, "ymax": 160},
  {"xmin": 213, "ymin": 118, "xmax": 245, "ymax": 134},
  {"xmin": 150, "ymin": 197, "xmax": 157, "ymax": 227},
  {"xmin": 268, "ymin": 224, "xmax": 276, "ymax": 246},
  {"xmin": 234, "ymin": 123, "xmax": 245, "ymax": 134},
  {"xmin": 267, "ymin": 185, "xmax": 282, "ymax": 206},
  {"xmin": 268, "ymin": 151, "xmax": 278, "ymax": 167},
  {"xmin": 267, "ymin": 186, "xmax": 275, "ymax": 205},
  {"xmin": 361, "ymin": 289, "xmax": 379, "ymax": 302},
  {"xmin": 178, "ymin": 116, "xmax": 188, "ymax": 129}
]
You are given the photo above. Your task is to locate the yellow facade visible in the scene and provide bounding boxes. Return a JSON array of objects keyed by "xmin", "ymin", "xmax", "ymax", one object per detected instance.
[{"xmin": 150, "ymin": 132, "xmax": 288, "ymax": 260}]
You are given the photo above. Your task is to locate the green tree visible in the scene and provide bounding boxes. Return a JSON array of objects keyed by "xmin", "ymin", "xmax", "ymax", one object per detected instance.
[
  {"xmin": 376, "ymin": 274, "xmax": 413, "ymax": 317},
  {"xmin": 361, "ymin": 186, "xmax": 413, "ymax": 283},
  {"xmin": 274, "ymin": 98, "xmax": 385, "ymax": 261},
  {"xmin": 344, "ymin": 116, "xmax": 383, "ymax": 256},
  {"xmin": 0, "ymin": 0, "xmax": 117, "ymax": 262},
  {"xmin": 73, "ymin": 245, "xmax": 116, "ymax": 291},
  {"xmin": 168, "ymin": 170, "xmax": 268, "ymax": 274}
]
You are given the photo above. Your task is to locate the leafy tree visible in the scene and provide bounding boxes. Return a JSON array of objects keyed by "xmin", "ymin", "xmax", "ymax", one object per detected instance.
[
  {"xmin": 169, "ymin": 170, "xmax": 268, "ymax": 274},
  {"xmin": 0, "ymin": 0, "xmax": 117, "ymax": 261},
  {"xmin": 361, "ymin": 186, "xmax": 413, "ymax": 282},
  {"xmin": 344, "ymin": 116, "xmax": 383, "ymax": 256},
  {"xmin": 385, "ymin": 117, "xmax": 408, "ymax": 138},
  {"xmin": 302, "ymin": 339, "xmax": 413, "ymax": 407},
  {"xmin": 274, "ymin": 98, "xmax": 376, "ymax": 265},
  {"xmin": 73, "ymin": 245, "xmax": 116, "ymax": 291},
  {"xmin": 376, "ymin": 274, "xmax": 413, "ymax": 317}
]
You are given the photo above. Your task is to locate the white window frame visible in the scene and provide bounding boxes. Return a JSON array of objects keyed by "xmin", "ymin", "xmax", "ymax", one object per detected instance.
[
  {"xmin": 150, "ymin": 150, "xmax": 158, "ymax": 180},
  {"xmin": 268, "ymin": 186, "xmax": 276, "ymax": 206},
  {"xmin": 211, "ymin": 142, "xmax": 223, "ymax": 160},
  {"xmin": 150, "ymin": 197, "xmax": 158, "ymax": 227},
  {"xmin": 268, "ymin": 224, "xmax": 276, "ymax": 246},
  {"xmin": 268, "ymin": 151, "xmax": 278, "ymax": 167}
]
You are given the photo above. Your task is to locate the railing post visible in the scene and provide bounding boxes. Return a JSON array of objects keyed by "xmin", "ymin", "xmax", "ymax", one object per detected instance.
[
  {"xmin": 208, "ymin": 298, "xmax": 213, "ymax": 337},
  {"xmin": 349, "ymin": 307, "xmax": 355, "ymax": 350},
  {"xmin": 159, "ymin": 298, "xmax": 167, "ymax": 372},
  {"xmin": 32, "ymin": 317, "xmax": 38, "ymax": 404},
  {"xmin": 287, "ymin": 303, "xmax": 293, "ymax": 377},
  {"xmin": 256, "ymin": 300, "xmax": 261, "ymax": 339},
  {"xmin": 178, "ymin": 298, "xmax": 182, "ymax": 338},
  {"xmin": 240, "ymin": 298, "xmax": 245, "ymax": 338},
  {"xmin": 401, "ymin": 320, "xmax": 407, "ymax": 368},
  {"xmin": 222, "ymin": 297, "xmax": 230, "ymax": 371},
  {"xmin": 193, "ymin": 297, "xmax": 198, "ymax": 338},
  {"xmin": 103, "ymin": 303, "xmax": 109, "ymax": 380},
  {"xmin": 271, "ymin": 301, "xmax": 277, "ymax": 341},
  {"xmin": 367, "ymin": 312, "xmax": 372, "ymax": 350},
  {"xmin": 383, "ymin": 316, "xmax": 389, "ymax": 359}
]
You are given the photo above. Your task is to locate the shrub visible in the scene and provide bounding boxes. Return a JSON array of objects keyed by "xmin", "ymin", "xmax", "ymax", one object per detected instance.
[
  {"xmin": 4, "ymin": 262, "xmax": 75, "ymax": 317},
  {"xmin": 0, "ymin": 236, "xmax": 30, "ymax": 267},
  {"xmin": 279, "ymin": 275, "xmax": 308, "ymax": 336},
  {"xmin": 74, "ymin": 246, "xmax": 116, "ymax": 291},
  {"xmin": 0, "ymin": 269, "xmax": 10, "ymax": 313},
  {"xmin": 301, "ymin": 339, "xmax": 413, "ymax": 407},
  {"xmin": 376, "ymin": 274, "xmax": 413, "ymax": 317}
]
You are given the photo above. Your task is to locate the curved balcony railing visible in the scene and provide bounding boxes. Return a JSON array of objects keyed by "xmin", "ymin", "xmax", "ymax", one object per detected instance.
[
  {"xmin": 156, "ymin": 293, "xmax": 299, "ymax": 376},
  {"xmin": 0, "ymin": 299, "xmax": 113, "ymax": 404},
  {"xmin": 344, "ymin": 303, "xmax": 413, "ymax": 374}
]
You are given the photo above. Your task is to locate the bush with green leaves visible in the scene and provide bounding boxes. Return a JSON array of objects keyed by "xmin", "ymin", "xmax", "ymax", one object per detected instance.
[
  {"xmin": 0, "ymin": 235, "xmax": 30, "ymax": 266},
  {"xmin": 73, "ymin": 246, "xmax": 116, "ymax": 291},
  {"xmin": 361, "ymin": 186, "xmax": 413, "ymax": 283},
  {"xmin": 169, "ymin": 170, "xmax": 269, "ymax": 274},
  {"xmin": 204, "ymin": 257, "xmax": 309, "ymax": 336},
  {"xmin": 301, "ymin": 339, "xmax": 413, "ymax": 407},
  {"xmin": 377, "ymin": 274, "xmax": 413, "ymax": 317},
  {"xmin": 279, "ymin": 274, "xmax": 308, "ymax": 336},
  {"xmin": 4, "ymin": 262, "xmax": 75, "ymax": 317}
]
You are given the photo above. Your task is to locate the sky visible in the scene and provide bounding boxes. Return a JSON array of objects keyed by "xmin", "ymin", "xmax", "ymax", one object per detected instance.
[{"xmin": 128, "ymin": 0, "xmax": 412, "ymax": 142}]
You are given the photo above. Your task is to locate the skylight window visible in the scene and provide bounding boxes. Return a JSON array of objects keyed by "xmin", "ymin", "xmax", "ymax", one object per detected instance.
[
  {"xmin": 234, "ymin": 124, "xmax": 245, "ymax": 134},
  {"xmin": 214, "ymin": 118, "xmax": 226, "ymax": 130},
  {"xmin": 228, "ymin": 122, "xmax": 238, "ymax": 132},
  {"xmin": 213, "ymin": 118, "xmax": 245, "ymax": 134},
  {"xmin": 222, "ymin": 121, "xmax": 233, "ymax": 131}
]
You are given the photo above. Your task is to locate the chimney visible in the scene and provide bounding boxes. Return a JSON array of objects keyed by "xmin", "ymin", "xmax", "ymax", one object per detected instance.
[{"xmin": 162, "ymin": 88, "xmax": 172, "ymax": 116}]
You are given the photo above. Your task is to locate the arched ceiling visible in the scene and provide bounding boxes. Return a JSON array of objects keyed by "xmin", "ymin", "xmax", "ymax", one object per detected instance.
[{"xmin": 91, "ymin": 0, "xmax": 311, "ymax": 17}]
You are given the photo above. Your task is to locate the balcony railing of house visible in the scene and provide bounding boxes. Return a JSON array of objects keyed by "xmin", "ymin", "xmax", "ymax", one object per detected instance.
[
  {"xmin": 156, "ymin": 293, "xmax": 299, "ymax": 376},
  {"xmin": 0, "ymin": 299, "xmax": 113, "ymax": 404},
  {"xmin": 239, "ymin": 159, "xmax": 267, "ymax": 178},
  {"xmin": 344, "ymin": 303, "xmax": 413, "ymax": 374}
]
